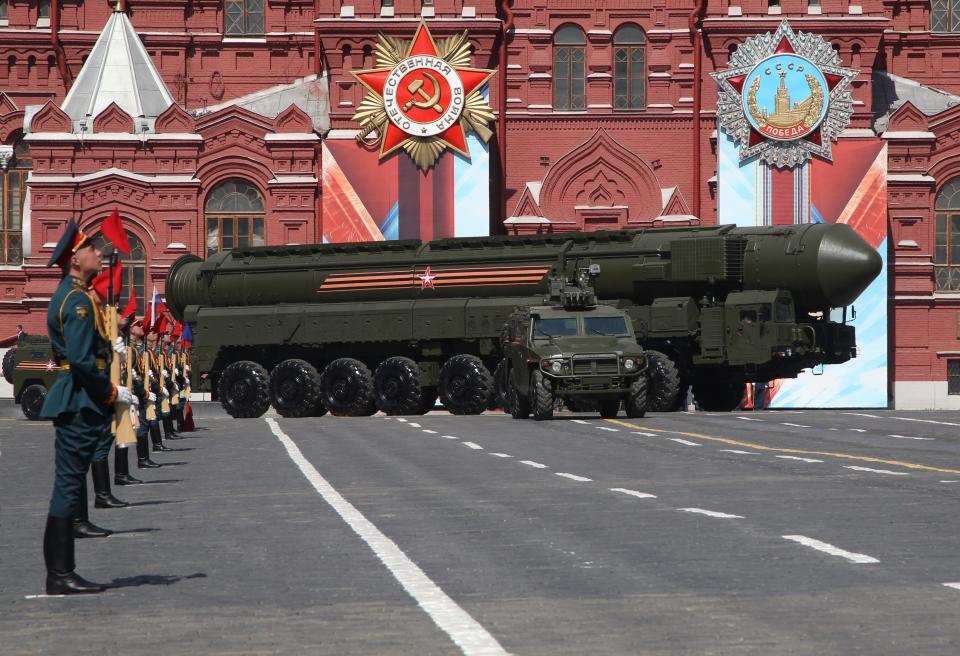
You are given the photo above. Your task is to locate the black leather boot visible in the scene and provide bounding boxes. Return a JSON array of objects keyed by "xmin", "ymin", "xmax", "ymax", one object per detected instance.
[
  {"xmin": 136, "ymin": 430, "xmax": 161, "ymax": 468},
  {"xmin": 44, "ymin": 515, "xmax": 105, "ymax": 595},
  {"xmin": 163, "ymin": 414, "xmax": 182, "ymax": 440},
  {"xmin": 73, "ymin": 486, "xmax": 112, "ymax": 538},
  {"xmin": 114, "ymin": 446, "xmax": 142, "ymax": 485},
  {"xmin": 151, "ymin": 422, "xmax": 173, "ymax": 452},
  {"xmin": 175, "ymin": 406, "xmax": 185, "ymax": 433},
  {"xmin": 92, "ymin": 460, "xmax": 128, "ymax": 509}
]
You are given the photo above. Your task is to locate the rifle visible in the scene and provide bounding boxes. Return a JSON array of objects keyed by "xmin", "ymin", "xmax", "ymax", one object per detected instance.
[
  {"xmin": 144, "ymin": 343, "xmax": 157, "ymax": 422},
  {"xmin": 170, "ymin": 346, "xmax": 181, "ymax": 406},
  {"xmin": 109, "ymin": 305, "xmax": 137, "ymax": 446},
  {"xmin": 159, "ymin": 345, "xmax": 171, "ymax": 414}
]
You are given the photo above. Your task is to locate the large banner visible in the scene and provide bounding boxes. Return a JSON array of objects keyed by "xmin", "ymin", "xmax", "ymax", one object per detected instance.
[{"xmin": 718, "ymin": 134, "xmax": 888, "ymax": 408}]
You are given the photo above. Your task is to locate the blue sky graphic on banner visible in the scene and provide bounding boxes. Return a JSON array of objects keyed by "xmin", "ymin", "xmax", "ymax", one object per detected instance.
[{"xmin": 454, "ymin": 132, "xmax": 490, "ymax": 237}]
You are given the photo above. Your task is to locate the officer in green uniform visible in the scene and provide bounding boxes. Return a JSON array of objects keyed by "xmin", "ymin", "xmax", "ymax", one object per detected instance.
[{"xmin": 39, "ymin": 220, "xmax": 135, "ymax": 595}]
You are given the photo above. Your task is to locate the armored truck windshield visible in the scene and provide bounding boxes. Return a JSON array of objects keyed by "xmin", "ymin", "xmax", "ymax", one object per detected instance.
[
  {"xmin": 584, "ymin": 316, "xmax": 630, "ymax": 337},
  {"xmin": 532, "ymin": 315, "xmax": 632, "ymax": 339},
  {"xmin": 534, "ymin": 318, "xmax": 578, "ymax": 338}
]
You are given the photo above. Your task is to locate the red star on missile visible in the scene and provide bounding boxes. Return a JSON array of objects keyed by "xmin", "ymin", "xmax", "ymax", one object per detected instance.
[
  {"xmin": 353, "ymin": 22, "xmax": 496, "ymax": 158},
  {"xmin": 417, "ymin": 266, "xmax": 437, "ymax": 289},
  {"xmin": 46, "ymin": 360, "xmax": 56, "ymax": 371}
]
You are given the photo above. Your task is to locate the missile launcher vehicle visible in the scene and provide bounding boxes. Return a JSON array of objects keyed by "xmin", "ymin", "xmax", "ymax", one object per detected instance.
[{"xmin": 166, "ymin": 222, "xmax": 882, "ymax": 416}]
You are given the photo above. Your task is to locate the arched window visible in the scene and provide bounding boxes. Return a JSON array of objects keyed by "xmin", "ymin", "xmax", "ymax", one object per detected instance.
[
  {"xmin": 932, "ymin": 0, "xmax": 960, "ymax": 32},
  {"xmin": 225, "ymin": 0, "xmax": 263, "ymax": 35},
  {"xmin": 93, "ymin": 230, "xmax": 147, "ymax": 315},
  {"xmin": 1, "ymin": 139, "xmax": 30, "ymax": 265},
  {"xmin": 935, "ymin": 178, "xmax": 960, "ymax": 290},
  {"xmin": 205, "ymin": 179, "xmax": 265, "ymax": 256},
  {"xmin": 613, "ymin": 24, "xmax": 646, "ymax": 111},
  {"xmin": 553, "ymin": 24, "xmax": 585, "ymax": 111}
]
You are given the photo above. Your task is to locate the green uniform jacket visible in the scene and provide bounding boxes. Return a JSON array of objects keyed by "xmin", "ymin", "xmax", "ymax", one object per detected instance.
[{"xmin": 39, "ymin": 276, "xmax": 116, "ymax": 419}]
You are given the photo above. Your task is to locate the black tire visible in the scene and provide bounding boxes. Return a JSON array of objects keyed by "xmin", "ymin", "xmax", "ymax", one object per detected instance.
[
  {"xmin": 20, "ymin": 383, "xmax": 46, "ymax": 421},
  {"xmin": 531, "ymin": 370, "xmax": 554, "ymax": 421},
  {"xmin": 2, "ymin": 348, "xmax": 15, "ymax": 385},
  {"xmin": 217, "ymin": 360, "xmax": 271, "ymax": 418},
  {"xmin": 417, "ymin": 387, "xmax": 438, "ymax": 415},
  {"xmin": 374, "ymin": 357, "xmax": 425, "ymax": 415},
  {"xmin": 599, "ymin": 399, "xmax": 620, "ymax": 418},
  {"xmin": 646, "ymin": 350, "xmax": 681, "ymax": 412},
  {"xmin": 269, "ymin": 359, "xmax": 322, "ymax": 418},
  {"xmin": 321, "ymin": 358, "xmax": 375, "ymax": 417},
  {"xmin": 438, "ymin": 355, "xmax": 494, "ymax": 415},
  {"xmin": 489, "ymin": 360, "xmax": 507, "ymax": 410},
  {"xmin": 625, "ymin": 375, "xmax": 648, "ymax": 419},
  {"xmin": 693, "ymin": 381, "xmax": 746, "ymax": 412},
  {"xmin": 507, "ymin": 377, "xmax": 530, "ymax": 420}
]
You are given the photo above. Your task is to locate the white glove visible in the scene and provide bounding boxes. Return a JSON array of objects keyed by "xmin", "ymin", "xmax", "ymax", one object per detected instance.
[
  {"xmin": 131, "ymin": 395, "xmax": 140, "ymax": 408},
  {"xmin": 148, "ymin": 369, "xmax": 155, "ymax": 380},
  {"xmin": 162, "ymin": 369, "xmax": 169, "ymax": 378},
  {"xmin": 115, "ymin": 386, "xmax": 135, "ymax": 407},
  {"xmin": 113, "ymin": 337, "xmax": 127, "ymax": 356},
  {"xmin": 161, "ymin": 388, "xmax": 170, "ymax": 398},
  {"xmin": 185, "ymin": 365, "xmax": 191, "ymax": 374},
  {"xmin": 132, "ymin": 370, "xmax": 141, "ymax": 381},
  {"xmin": 173, "ymin": 367, "xmax": 179, "ymax": 376},
  {"xmin": 148, "ymin": 392, "xmax": 157, "ymax": 403}
]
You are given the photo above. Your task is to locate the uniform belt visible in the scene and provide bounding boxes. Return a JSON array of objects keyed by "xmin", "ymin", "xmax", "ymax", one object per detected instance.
[{"xmin": 58, "ymin": 358, "xmax": 107, "ymax": 371}]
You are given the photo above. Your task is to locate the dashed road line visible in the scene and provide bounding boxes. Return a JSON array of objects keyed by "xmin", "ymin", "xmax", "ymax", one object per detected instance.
[
  {"xmin": 422, "ymin": 429, "xmax": 438, "ymax": 434},
  {"xmin": 605, "ymin": 419, "xmax": 960, "ymax": 474},
  {"xmin": 24, "ymin": 594, "xmax": 99, "ymax": 600},
  {"xmin": 597, "ymin": 427, "xmax": 619, "ymax": 432},
  {"xmin": 519, "ymin": 460, "xmax": 548, "ymax": 469},
  {"xmin": 408, "ymin": 422, "xmax": 422, "ymax": 428},
  {"xmin": 844, "ymin": 465, "xmax": 909, "ymax": 476},
  {"xmin": 888, "ymin": 434, "xmax": 934, "ymax": 441},
  {"xmin": 782, "ymin": 535, "xmax": 879, "ymax": 564},
  {"xmin": 571, "ymin": 419, "xmax": 592, "ymax": 425},
  {"xmin": 395, "ymin": 418, "xmax": 408, "ymax": 423},
  {"xmin": 555, "ymin": 472, "xmax": 592, "ymax": 482},
  {"xmin": 847, "ymin": 428, "xmax": 867, "ymax": 433},
  {"xmin": 780, "ymin": 423, "xmax": 812, "ymax": 428},
  {"xmin": 719, "ymin": 449, "xmax": 760, "ymax": 455},
  {"xmin": 776, "ymin": 455, "xmax": 824, "ymax": 463},
  {"xmin": 845, "ymin": 413, "xmax": 960, "ymax": 428},
  {"xmin": 940, "ymin": 480, "xmax": 960, "ymax": 484},
  {"xmin": 943, "ymin": 583, "xmax": 960, "ymax": 590},
  {"xmin": 632, "ymin": 431, "xmax": 659, "ymax": 437},
  {"xmin": 737, "ymin": 416, "xmax": 764, "ymax": 422},
  {"xmin": 442, "ymin": 435, "xmax": 459, "ymax": 440},
  {"xmin": 462, "ymin": 442, "xmax": 484, "ymax": 450},
  {"xmin": 668, "ymin": 438, "xmax": 701, "ymax": 446},
  {"xmin": 679, "ymin": 508, "xmax": 744, "ymax": 519},
  {"xmin": 610, "ymin": 488, "xmax": 657, "ymax": 499},
  {"xmin": 489, "ymin": 453, "xmax": 512, "ymax": 458}
]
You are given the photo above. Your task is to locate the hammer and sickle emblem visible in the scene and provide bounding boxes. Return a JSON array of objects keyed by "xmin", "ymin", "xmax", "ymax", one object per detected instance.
[{"xmin": 403, "ymin": 72, "xmax": 444, "ymax": 114}]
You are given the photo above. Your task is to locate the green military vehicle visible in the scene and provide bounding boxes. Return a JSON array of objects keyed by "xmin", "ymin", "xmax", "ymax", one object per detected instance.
[
  {"xmin": 9, "ymin": 335, "xmax": 57, "ymax": 420},
  {"xmin": 500, "ymin": 266, "xmax": 648, "ymax": 421}
]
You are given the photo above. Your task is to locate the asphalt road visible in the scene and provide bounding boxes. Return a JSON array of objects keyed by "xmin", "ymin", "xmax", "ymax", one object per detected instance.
[{"xmin": 1, "ymin": 405, "xmax": 959, "ymax": 655}]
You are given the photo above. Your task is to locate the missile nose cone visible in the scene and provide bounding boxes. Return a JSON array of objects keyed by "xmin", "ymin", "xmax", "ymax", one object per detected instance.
[{"xmin": 817, "ymin": 224, "xmax": 883, "ymax": 308}]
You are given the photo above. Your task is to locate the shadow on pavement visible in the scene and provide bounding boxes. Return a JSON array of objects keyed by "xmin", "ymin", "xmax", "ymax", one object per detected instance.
[
  {"xmin": 124, "ymin": 500, "xmax": 185, "ymax": 508},
  {"xmin": 107, "ymin": 572, "xmax": 207, "ymax": 589}
]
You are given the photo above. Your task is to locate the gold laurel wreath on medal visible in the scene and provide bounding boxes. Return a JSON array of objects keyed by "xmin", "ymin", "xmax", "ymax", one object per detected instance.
[
  {"xmin": 352, "ymin": 31, "xmax": 496, "ymax": 170},
  {"xmin": 746, "ymin": 74, "xmax": 824, "ymax": 131}
]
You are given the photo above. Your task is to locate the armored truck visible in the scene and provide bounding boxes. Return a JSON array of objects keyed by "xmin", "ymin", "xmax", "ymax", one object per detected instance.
[
  {"xmin": 167, "ymin": 223, "xmax": 881, "ymax": 415},
  {"xmin": 500, "ymin": 266, "xmax": 648, "ymax": 421},
  {"xmin": 10, "ymin": 335, "xmax": 57, "ymax": 420}
]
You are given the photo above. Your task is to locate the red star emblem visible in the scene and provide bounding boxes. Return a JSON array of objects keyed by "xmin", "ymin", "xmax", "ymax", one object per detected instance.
[
  {"xmin": 46, "ymin": 360, "xmax": 56, "ymax": 371},
  {"xmin": 417, "ymin": 266, "xmax": 437, "ymax": 289},
  {"xmin": 353, "ymin": 22, "xmax": 496, "ymax": 161}
]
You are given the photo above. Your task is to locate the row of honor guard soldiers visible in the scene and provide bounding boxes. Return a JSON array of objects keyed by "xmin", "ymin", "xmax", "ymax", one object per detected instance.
[{"xmin": 39, "ymin": 220, "xmax": 194, "ymax": 595}]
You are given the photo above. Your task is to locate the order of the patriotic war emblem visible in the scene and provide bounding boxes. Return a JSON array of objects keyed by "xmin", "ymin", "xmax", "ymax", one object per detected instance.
[
  {"xmin": 712, "ymin": 20, "xmax": 858, "ymax": 168},
  {"xmin": 351, "ymin": 21, "xmax": 496, "ymax": 171}
]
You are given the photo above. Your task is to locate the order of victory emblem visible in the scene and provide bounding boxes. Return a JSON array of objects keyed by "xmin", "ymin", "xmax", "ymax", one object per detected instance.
[
  {"xmin": 712, "ymin": 20, "xmax": 858, "ymax": 167},
  {"xmin": 352, "ymin": 22, "xmax": 497, "ymax": 171}
]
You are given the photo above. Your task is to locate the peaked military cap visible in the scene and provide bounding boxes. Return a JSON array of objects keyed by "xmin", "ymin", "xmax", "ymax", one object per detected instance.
[{"xmin": 46, "ymin": 219, "xmax": 91, "ymax": 268}]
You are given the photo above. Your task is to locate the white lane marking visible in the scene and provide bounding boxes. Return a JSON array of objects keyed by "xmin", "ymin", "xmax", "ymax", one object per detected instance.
[
  {"xmin": 24, "ymin": 594, "xmax": 100, "ymax": 600},
  {"xmin": 719, "ymin": 449, "xmax": 760, "ymax": 455},
  {"xmin": 396, "ymin": 418, "xmax": 408, "ymax": 423},
  {"xmin": 489, "ymin": 453, "xmax": 513, "ymax": 458},
  {"xmin": 828, "ymin": 428, "xmax": 839, "ymax": 431},
  {"xmin": 463, "ymin": 442, "xmax": 484, "ymax": 450},
  {"xmin": 668, "ymin": 438, "xmax": 701, "ymax": 446},
  {"xmin": 442, "ymin": 435, "xmax": 459, "ymax": 440},
  {"xmin": 555, "ymin": 472, "xmax": 592, "ymax": 482},
  {"xmin": 422, "ymin": 430, "xmax": 438, "ymax": 435},
  {"xmin": 408, "ymin": 422, "xmax": 422, "ymax": 428},
  {"xmin": 844, "ymin": 413, "xmax": 881, "ymax": 419},
  {"xmin": 776, "ymin": 455, "xmax": 824, "ymax": 463},
  {"xmin": 781, "ymin": 423, "xmax": 811, "ymax": 428},
  {"xmin": 571, "ymin": 419, "xmax": 592, "ymax": 425},
  {"xmin": 940, "ymin": 480, "xmax": 960, "ymax": 484},
  {"xmin": 943, "ymin": 583, "xmax": 960, "ymax": 590},
  {"xmin": 679, "ymin": 508, "xmax": 744, "ymax": 519},
  {"xmin": 782, "ymin": 535, "xmax": 879, "ymax": 564},
  {"xmin": 844, "ymin": 465, "xmax": 910, "ymax": 476},
  {"xmin": 520, "ymin": 460, "xmax": 548, "ymax": 469},
  {"xmin": 847, "ymin": 413, "xmax": 960, "ymax": 428},
  {"xmin": 737, "ymin": 416, "xmax": 764, "ymax": 422},
  {"xmin": 610, "ymin": 488, "xmax": 657, "ymax": 499},
  {"xmin": 847, "ymin": 428, "xmax": 867, "ymax": 433},
  {"xmin": 265, "ymin": 418, "xmax": 508, "ymax": 656},
  {"xmin": 889, "ymin": 434, "xmax": 934, "ymax": 441},
  {"xmin": 632, "ymin": 431, "xmax": 659, "ymax": 437},
  {"xmin": 597, "ymin": 427, "xmax": 620, "ymax": 432}
]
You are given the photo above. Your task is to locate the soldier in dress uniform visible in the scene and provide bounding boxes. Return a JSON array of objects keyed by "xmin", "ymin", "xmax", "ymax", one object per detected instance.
[
  {"xmin": 160, "ymin": 330, "xmax": 181, "ymax": 440},
  {"xmin": 113, "ymin": 316, "xmax": 144, "ymax": 486},
  {"xmin": 129, "ymin": 318, "xmax": 162, "ymax": 470},
  {"xmin": 39, "ymin": 220, "xmax": 136, "ymax": 595},
  {"xmin": 145, "ymin": 330, "xmax": 173, "ymax": 453}
]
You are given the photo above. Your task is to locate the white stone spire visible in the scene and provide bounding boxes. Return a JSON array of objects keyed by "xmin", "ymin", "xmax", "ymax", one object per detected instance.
[{"xmin": 61, "ymin": 4, "xmax": 175, "ymax": 127}]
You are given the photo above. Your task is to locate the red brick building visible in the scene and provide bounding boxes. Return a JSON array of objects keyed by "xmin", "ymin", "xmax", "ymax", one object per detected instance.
[{"xmin": 2, "ymin": 0, "xmax": 960, "ymax": 408}]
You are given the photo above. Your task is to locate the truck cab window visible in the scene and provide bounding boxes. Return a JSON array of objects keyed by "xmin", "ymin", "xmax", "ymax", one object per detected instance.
[{"xmin": 533, "ymin": 317, "xmax": 579, "ymax": 338}]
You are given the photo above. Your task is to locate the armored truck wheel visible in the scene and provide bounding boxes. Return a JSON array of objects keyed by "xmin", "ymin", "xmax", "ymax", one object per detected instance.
[
  {"xmin": 2, "ymin": 347, "xmax": 15, "ymax": 384},
  {"xmin": 417, "ymin": 388, "xmax": 438, "ymax": 414},
  {"xmin": 693, "ymin": 381, "xmax": 746, "ymax": 412},
  {"xmin": 374, "ymin": 357, "xmax": 425, "ymax": 415},
  {"xmin": 507, "ymin": 383, "xmax": 530, "ymax": 420},
  {"xmin": 599, "ymin": 399, "xmax": 620, "ymax": 418},
  {"xmin": 439, "ymin": 355, "xmax": 494, "ymax": 415},
  {"xmin": 625, "ymin": 375, "xmax": 648, "ymax": 419},
  {"xmin": 530, "ymin": 370, "xmax": 555, "ymax": 421},
  {"xmin": 20, "ymin": 383, "xmax": 46, "ymax": 420},
  {"xmin": 218, "ymin": 361, "xmax": 271, "ymax": 418},
  {"xmin": 646, "ymin": 350, "xmax": 681, "ymax": 412},
  {"xmin": 270, "ymin": 359, "xmax": 322, "ymax": 418},
  {"xmin": 321, "ymin": 358, "xmax": 375, "ymax": 416}
]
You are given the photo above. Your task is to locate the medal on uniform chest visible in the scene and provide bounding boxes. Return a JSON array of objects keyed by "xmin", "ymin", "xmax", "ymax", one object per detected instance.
[{"xmin": 352, "ymin": 21, "xmax": 496, "ymax": 171}]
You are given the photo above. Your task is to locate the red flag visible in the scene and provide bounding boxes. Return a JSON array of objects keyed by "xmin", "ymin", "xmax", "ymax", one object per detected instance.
[
  {"xmin": 121, "ymin": 285, "xmax": 137, "ymax": 319},
  {"xmin": 184, "ymin": 402, "xmax": 195, "ymax": 431},
  {"xmin": 153, "ymin": 311, "xmax": 168, "ymax": 334},
  {"xmin": 172, "ymin": 321, "xmax": 183, "ymax": 338},
  {"xmin": 142, "ymin": 304, "xmax": 152, "ymax": 331},
  {"xmin": 100, "ymin": 208, "xmax": 130, "ymax": 255},
  {"xmin": 89, "ymin": 261, "xmax": 123, "ymax": 302}
]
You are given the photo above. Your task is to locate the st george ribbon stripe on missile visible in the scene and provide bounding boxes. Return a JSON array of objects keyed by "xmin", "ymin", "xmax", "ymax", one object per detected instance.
[{"xmin": 318, "ymin": 265, "xmax": 552, "ymax": 292}]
